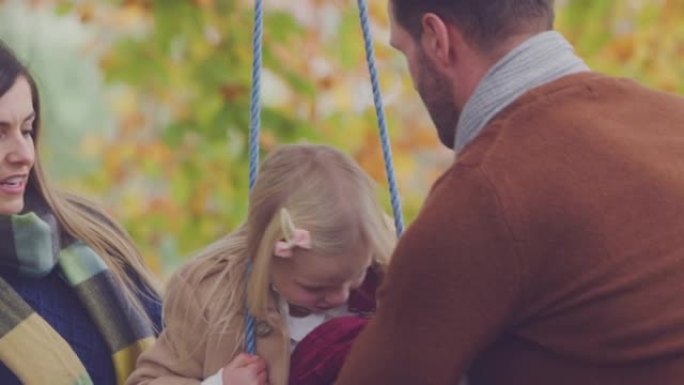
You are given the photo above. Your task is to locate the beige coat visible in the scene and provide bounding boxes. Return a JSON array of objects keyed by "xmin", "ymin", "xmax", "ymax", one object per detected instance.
[
  {"xmin": 127, "ymin": 252, "xmax": 382, "ymax": 385},
  {"xmin": 126, "ymin": 255, "xmax": 292, "ymax": 385}
]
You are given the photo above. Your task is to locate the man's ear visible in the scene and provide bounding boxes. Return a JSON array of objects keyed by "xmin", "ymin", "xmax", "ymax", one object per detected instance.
[
  {"xmin": 421, "ymin": 13, "xmax": 469, "ymax": 69},
  {"xmin": 420, "ymin": 13, "xmax": 453, "ymax": 68}
]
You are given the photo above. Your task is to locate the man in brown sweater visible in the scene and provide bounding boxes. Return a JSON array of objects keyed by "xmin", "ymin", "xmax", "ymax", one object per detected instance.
[{"xmin": 335, "ymin": 1, "xmax": 684, "ymax": 384}]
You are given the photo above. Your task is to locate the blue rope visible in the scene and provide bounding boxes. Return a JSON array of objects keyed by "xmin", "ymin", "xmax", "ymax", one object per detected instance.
[
  {"xmin": 248, "ymin": 0, "xmax": 264, "ymax": 192},
  {"xmin": 357, "ymin": 0, "xmax": 405, "ymax": 236},
  {"xmin": 244, "ymin": 0, "xmax": 264, "ymax": 355},
  {"xmin": 244, "ymin": 0, "xmax": 405, "ymax": 355}
]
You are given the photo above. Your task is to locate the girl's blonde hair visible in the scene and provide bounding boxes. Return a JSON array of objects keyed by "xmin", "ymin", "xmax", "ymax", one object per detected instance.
[{"xmin": 182, "ymin": 143, "xmax": 396, "ymax": 356}]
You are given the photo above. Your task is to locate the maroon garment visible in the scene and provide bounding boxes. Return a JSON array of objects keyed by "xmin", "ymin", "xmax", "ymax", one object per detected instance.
[
  {"xmin": 346, "ymin": 266, "xmax": 382, "ymax": 314},
  {"xmin": 289, "ymin": 316, "xmax": 370, "ymax": 385},
  {"xmin": 287, "ymin": 266, "xmax": 381, "ymax": 385}
]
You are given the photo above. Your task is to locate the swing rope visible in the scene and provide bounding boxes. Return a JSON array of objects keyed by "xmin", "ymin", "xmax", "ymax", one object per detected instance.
[
  {"xmin": 357, "ymin": 0, "xmax": 405, "ymax": 236},
  {"xmin": 248, "ymin": 0, "xmax": 264, "ymax": 192},
  {"xmin": 244, "ymin": 0, "xmax": 264, "ymax": 355},
  {"xmin": 244, "ymin": 0, "xmax": 404, "ymax": 354}
]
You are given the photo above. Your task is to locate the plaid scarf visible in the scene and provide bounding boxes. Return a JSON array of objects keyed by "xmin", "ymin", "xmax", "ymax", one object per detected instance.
[{"xmin": 0, "ymin": 210, "xmax": 155, "ymax": 385}]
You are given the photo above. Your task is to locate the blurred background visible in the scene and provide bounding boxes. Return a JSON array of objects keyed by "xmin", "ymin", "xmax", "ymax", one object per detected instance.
[{"xmin": 1, "ymin": 0, "xmax": 682, "ymax": 279}]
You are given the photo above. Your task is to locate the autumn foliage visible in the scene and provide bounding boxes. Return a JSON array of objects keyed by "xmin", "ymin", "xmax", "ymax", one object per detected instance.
[{"xmin": 2, "ymin": 0, "xmax": 681, "ymax": 277}]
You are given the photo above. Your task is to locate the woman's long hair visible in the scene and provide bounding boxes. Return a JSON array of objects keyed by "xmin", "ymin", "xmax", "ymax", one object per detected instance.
[{"xmin": 0, "ymin": 40, "xmax": 161, "ymax": 325}]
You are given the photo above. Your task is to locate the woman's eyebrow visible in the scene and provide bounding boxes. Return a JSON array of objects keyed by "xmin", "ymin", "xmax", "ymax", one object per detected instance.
[{"xmin": 0, "ymin": 111, "xmax": 35, "ymax": 128}]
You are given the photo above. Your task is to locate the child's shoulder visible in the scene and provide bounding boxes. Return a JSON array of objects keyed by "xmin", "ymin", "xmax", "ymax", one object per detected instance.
[{"xmin": 165, "ymin": 248, "xmax": 245, "ymax": 308}]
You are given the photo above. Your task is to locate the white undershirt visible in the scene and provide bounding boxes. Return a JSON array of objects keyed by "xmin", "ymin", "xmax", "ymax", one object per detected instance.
[
  {"xmin": 202, "ymin": 369, "xmax": 223, "ymax": 385},
  {"xmin": 278, "ymin": 296, "xmax": 352, "ymax": 352}
]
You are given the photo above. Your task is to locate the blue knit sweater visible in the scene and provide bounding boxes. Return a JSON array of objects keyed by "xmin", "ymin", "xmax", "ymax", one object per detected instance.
[{"xmin": 0, "ymin": 268, "xmax": 161, "ymax": 385}]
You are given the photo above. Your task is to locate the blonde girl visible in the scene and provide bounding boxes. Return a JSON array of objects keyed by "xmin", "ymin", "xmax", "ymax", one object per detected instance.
[{"xmin": 127, "ymin": 143, "xmax": 396, "ymax": 385}]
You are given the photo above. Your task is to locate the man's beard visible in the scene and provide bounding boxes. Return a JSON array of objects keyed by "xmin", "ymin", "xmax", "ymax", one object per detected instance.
[{"xmin": 415, "ymin": 50, "xmax": 460, "ymax": 149}]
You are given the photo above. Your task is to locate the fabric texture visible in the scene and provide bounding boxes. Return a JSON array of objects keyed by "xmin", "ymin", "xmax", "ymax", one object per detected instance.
[
  {"xmin": 335, "ymin": 70, "xmax": 684, "ymax": 385},
  {"xmin": 286, "ymin": 268, "xmax": 381, "ymax": 385},
  {"xmin": 280, "ymin": 299, "xmax": 352, "ymax": 353},
  {"xmin": 0, "ymin": 210, "xmax": 156, "ymax": 385},
  {"xmin": 289, "ymin": 316, "xmax": 369, "ymax": 385},
  {"xmin": 454, "ymin": 31, "xmax": 588, "ymax": 153},
  {"xmin": 200, "ymin": 369, "xmax": 223, "ymax": 385},
  {"xmin": 0, "ymin": 268, "xmax": 116, "ymax": 385},
  {"xmin": 127, "ymin": 253, "xmax": 382, "ymax": 385}
]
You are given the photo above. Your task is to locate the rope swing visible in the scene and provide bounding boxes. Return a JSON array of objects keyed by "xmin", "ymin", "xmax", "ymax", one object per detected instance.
[{"xmin": 244, "ymin": 0, "xmax": 404, "ymax": 354}]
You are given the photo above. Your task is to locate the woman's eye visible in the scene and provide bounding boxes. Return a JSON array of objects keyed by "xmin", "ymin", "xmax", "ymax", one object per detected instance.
[{"xmin": 21, "ymin": 127, "xmax": 33, "ymax": 137}]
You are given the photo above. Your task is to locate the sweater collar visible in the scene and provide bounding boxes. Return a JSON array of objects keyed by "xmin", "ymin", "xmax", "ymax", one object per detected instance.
[{"xmin": 454, "ymin": 31, "xmax": 590, "ymax": 154}]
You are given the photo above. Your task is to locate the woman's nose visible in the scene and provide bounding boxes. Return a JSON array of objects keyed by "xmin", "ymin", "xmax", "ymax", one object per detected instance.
[{"xmin": 6, "ymin": 134, "xmax": 34, "ymax": 166}]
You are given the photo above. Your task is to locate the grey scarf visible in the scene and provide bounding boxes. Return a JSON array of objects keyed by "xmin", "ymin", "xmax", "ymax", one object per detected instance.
[{"xmin": 454, "ymin": 31, "xmax": 590, "ymax": 153}]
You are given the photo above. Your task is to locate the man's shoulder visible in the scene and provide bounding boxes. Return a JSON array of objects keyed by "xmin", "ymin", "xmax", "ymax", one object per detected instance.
[
  {"xmin": 458, "ymin": 71, "xmax": 684, "ymax": 167},
  {"xmin": 501, "ymin": 72, "xmax": 684, "ymax": 127}
]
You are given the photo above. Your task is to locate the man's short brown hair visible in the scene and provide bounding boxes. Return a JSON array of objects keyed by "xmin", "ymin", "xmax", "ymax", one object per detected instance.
[{"xmin": 391, "ymin": 0, "xmax": 555, "ymax": 52}]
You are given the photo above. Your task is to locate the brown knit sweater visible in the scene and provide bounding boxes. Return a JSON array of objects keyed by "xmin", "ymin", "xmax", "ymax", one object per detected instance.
[{"xmin": 335, "ymin": 72, "xmax": 684, "ymax": 385}]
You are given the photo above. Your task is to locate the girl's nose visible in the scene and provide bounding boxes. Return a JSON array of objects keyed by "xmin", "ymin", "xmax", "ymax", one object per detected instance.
[{"xmin": 323, "ymin": 288, "xmax": 350, "ymax": 308}]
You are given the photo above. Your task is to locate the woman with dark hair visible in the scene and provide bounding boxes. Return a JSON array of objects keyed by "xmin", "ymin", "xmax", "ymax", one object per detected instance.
[{"xmin": 0, "ymin": 40, "xmax": 161, "ymax": 385}]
